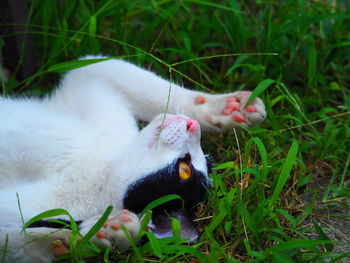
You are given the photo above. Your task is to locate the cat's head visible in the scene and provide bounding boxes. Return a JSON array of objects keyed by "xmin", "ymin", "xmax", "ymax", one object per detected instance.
[{"xmin": 121, "ymin": 114, "xmax": 212, "ymax": 241}]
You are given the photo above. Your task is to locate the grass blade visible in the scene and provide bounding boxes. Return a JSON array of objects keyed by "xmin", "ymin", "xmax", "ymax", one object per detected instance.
[
  {"xmin": 22, "ymin": 208, "xmax": 74, "ymax": 231},
  {"xmin": 237, "ymin": 201, "xmax": 257, "ymax": 237},
  {"xmin": 245, "ymin": 79, "xmax": 276, "ymax": 107},
  {"xmin": 313, "ymin": 223, "xmax": 334, "ymax": 252},
  {"xmin": 141, "ymin": 194, "xmax": 182, "ymax": 215},
  {"xmin": 48, "ymin": 58, "xmax": 112, "ymax": 73},
  {"xmin": 206, "ymin": 208, "xmax": 227, "ymax": 233},
  {"xmin": 329, "ymin": 252, "xmax": 350, "ymax": 263},
  {"xmin": 145, "ymin": 232, "xmax": 163, "ymax": 259},
  {"xmin": 270, "ymin": 239, "xmax": 334, "ymax": 253},
  {"xmin": 89, "ymin": 16, "xmax": 97, "ymax": 36},
  {"xmin": 185, "ymin": 0, "xmax": 239, "ymax": 13},
  {"xmin": 1, "ymin": 234, "xmax": 8, "ymax": 263},
  {"xmin": 252, "ymin": 137, "xmax": 268, "ymax": 179},
  {"xmin": 171, "ymin": 218, "xmax": 181, "ymax": 239},
  {"xmin": 81, "ymin": 206, "xmax": 113, "ymax": 241},
  {"xmin": 307, "ymin": 35, "xmax": 317, "ymax": 88},
  {"xmin": 269, "ymin": 140, "xmax": 299, "ymax": 209}
]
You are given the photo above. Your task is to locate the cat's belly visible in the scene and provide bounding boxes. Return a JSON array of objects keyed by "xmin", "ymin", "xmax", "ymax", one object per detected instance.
[{"xmin": 0, "ymin": 98, "xmax": 130, "ymax": 187}]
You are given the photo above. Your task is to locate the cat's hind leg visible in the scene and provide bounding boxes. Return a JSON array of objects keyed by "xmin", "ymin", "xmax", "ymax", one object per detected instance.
[
  {"xmin": 57, "ymin": 57, "xmax": 266, "ymax": 132},
  {"xmin": 189, "ymin": 91, "xmax": 266, "ymax": 132}
]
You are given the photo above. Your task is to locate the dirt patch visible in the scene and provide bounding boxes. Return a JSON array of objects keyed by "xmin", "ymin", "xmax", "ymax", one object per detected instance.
[{"xmin": 303, "ymin": 175, "xmax": 350, "ymax": 262}]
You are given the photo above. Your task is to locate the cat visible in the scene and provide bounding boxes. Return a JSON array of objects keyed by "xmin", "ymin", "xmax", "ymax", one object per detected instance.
[{"xmin": 0, "ymin": 56, "xmax": 266, "ymax": 262}]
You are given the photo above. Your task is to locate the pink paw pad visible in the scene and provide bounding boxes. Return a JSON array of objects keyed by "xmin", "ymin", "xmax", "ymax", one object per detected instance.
[
  {"xmin": 223, "ymin": 97, "xmax": 241, "ymax": 115},
  {"xmin": 223, "ymin": 108, "xmax": 233, "ymax": 115},
  {"xmin": 52, "ymin": 240, "xmax": 69, "ymax": 258},
  {"xmin": 120, "ymin": 216, "xmax": 132, "ymax": 222},
  {"xmin": 96, "ymin": 231, "xmax": 107, "ymax": 239},
  {"xmin": 111, "ymin": 223, "xmax": 121, "ymax": 230},
  {"xmin": 195, "ymin": 96, "xmax": 206, "ymax": 105},
  {"xmin": 227, "ymin": 101, "xmax": 240, "ymax": 111},
  {"xmin": 246, "ymin": 105, "xmax": 256, "ymax": 112},
  {"xmin": 53, "ymin": 240, "xmax": 65, "ymax": 249},
  {"xmin": 233, "ymin": 114, "xmax": 245, "ymax": 123}
]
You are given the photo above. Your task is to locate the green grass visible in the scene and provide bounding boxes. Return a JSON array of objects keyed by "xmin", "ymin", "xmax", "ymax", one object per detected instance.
[{"xmin": 1, "ymin": 0, "xmax": 350, "ymax": 262}]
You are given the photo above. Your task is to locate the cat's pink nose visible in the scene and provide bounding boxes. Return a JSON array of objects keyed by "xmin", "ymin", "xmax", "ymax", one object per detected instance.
[
  {"xmin": 186, "ymin": 119, "xmax": 199, "ymax": 133},
  {"xmin": 161, "ymin": 116, "xmax": 199, "ymax": 133}
]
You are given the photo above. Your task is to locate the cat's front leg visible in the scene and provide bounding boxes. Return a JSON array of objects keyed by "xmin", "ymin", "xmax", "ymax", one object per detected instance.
[
  {"xmin": 187, "ymin": 91, "xmax": 267, "ymax": 132},
  {"xmin": 52, "ymin": 209, "xmax": 140, "ymax": 258}
]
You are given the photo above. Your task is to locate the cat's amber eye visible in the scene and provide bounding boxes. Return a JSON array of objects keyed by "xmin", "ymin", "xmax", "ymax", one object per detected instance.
[{"xmin": 179, "ymin": 162, "xmax": 191, "ymax": 180}]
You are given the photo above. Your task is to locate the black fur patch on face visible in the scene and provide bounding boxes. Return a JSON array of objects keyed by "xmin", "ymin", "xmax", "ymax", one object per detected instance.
[
  {"xmin": 26, "ymin": 219, "xmax": 82, "ymax": 229},
  {"xmin": 123, "ymin": 155, "xmax": 212, "ymax": 213}
]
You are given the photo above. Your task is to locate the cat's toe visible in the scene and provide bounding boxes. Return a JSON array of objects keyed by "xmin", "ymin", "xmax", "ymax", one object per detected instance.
[
  {"xmin": 206, "ymin": 112, "xmax": 249, "ymax": 131},
  {"xmin": 48, "ymin": 229, "xmax": 77, "ymax": 258},
  {"xmin": 92, "ymin": 230, "xmax": 113, "ymax": 248},
  {"xmin": 97, "ymin": 210, "xmax": 140, "ymax": 250},
  {"xmin": 245, "ymin": 103, "xmax": 266, "ymax": 125},
  {"xmin": 194, "ymin": 96, "xmax": 206, "ymax": 105},
  {"xmin": 239, "ymin": 93, "xmax": 266, "ymax": 125},
  {"xmin": 193, "ymin": 91, "xmax": 266, "ymax": 132},
  {"xmin": 52, "ymin": 239, "xmax": 70, "ymax": 258}
]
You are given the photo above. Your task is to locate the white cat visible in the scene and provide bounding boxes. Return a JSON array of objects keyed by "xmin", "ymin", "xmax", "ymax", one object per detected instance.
[{"xmin": 0, "ymin": 56, "xmax": 266, "ymax": 263}]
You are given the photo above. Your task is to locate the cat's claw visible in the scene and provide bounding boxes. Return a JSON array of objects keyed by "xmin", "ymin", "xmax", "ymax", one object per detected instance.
[{"xmin": 193, "ymin": 91, "xmax": 266, "ymax": 132}]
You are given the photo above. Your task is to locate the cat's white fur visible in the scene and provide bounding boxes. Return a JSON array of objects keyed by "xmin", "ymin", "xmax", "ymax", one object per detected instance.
[{"xmin": 0, "ymin": 56, "xmax": 266, "ymax": 262}]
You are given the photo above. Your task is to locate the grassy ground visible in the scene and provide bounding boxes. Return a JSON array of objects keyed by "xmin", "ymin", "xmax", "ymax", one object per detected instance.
[{"xmin": 1, "ymin": 0, "xmax": 350, "ymax": 262}]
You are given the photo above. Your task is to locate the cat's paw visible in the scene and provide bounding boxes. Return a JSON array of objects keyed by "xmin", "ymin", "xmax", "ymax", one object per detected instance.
[
  {"xmin": 52, "ymin": 210, "xmax": 141, "ymax": 257},
  {"xmin": 192, "ymin": 91, "xmax": 266, "ymax": 132},
  {"xmin": 90, "ymin": 209, "xmax": 140, "ymax": 250}
]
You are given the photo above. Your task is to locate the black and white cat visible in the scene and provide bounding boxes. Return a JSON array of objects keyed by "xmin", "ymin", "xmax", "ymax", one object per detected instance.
[{"xmin": 0, "ymin": 56, "xmax": 266, "ymax": 262}]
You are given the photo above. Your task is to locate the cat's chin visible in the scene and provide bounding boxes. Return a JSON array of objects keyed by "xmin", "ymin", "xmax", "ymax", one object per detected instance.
[{"xmin": 149, "ymin": 208, "xmax": 199, "ymax": 243}]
